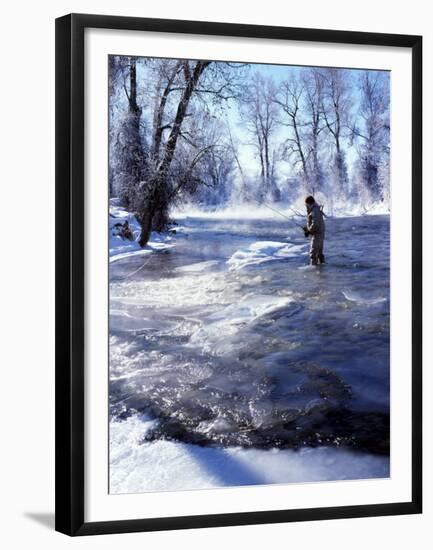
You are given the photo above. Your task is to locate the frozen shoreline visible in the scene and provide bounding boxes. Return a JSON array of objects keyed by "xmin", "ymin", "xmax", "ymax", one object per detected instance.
[{"xmin": 110, "ymin": 414, "xmax": 389, "ymax": 494}]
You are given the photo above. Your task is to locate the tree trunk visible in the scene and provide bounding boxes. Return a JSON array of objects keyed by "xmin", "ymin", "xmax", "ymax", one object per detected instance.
[
  {"xmin": 157, "ymin": 61, "xmax": 210, "ymax": 178},
  {"xmin": 152, "ymin": 205, "xmax": 170, "ymax": 232},
  {"xmin": 138, "ymin": 209, "xmax": 153, "ymax": 248}
]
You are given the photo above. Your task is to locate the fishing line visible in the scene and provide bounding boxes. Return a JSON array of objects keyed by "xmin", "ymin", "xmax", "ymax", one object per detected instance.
[
  {"xmin": 111, "ymin": 255, "xmax": 152, "ymax": 281},
  {"xmin": 242, "ymin": 190, "xmax": 306, "ymax": 229},
  {"xmin": 259, "ymin": 201, "xmax": 305, "ymax": 229}
]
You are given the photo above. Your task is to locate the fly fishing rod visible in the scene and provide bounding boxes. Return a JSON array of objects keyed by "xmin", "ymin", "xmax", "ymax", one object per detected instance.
[
  {"xmin": 242, "ymin": 190, "xmax": 306, "ymax": 230},
  {"xmin": 260, "ymin": 201, "xmax": 305, "ymax": 229}
]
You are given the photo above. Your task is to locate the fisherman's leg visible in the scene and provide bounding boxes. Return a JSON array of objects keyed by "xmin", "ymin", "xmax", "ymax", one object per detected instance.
[
  {"xmin": 310, "ymin": 236, "xmax": 319, "ymax": 266},
  {"xmin": 318, "ymin": 235, "xmax": 325, "ymax": 264}
]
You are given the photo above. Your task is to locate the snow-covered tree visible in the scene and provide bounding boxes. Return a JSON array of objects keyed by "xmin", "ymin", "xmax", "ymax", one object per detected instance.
[
  {"xmin": 110, "ymin": 57, "xmax": 248, "ymax": 246},
  {"xmin": 109, "ymin": 56, "xmax": 148, "ymax": 209},
  {"xmin": 302, "ymin": 68, "xmax": 326, "ymax": 194},
  {"xmin": 320, "ymin": 68, "xmax": 352, "ymax": 199},
  {"xmin": 352, "ymin": 71, "xmax": 390, "ymax": 202},
  {"xmin": 241, "ymin": 73, "xmax": 280, "ymax": 202},
  {"xmin": 275, "ymin": 72, "xmax": 312, "ymax": 193}
]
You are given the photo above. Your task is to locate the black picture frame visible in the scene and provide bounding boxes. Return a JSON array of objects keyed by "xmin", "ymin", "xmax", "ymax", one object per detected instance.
[{"xmin": 55, "ymin": 13, "xmax": 422, "ymax": 536}]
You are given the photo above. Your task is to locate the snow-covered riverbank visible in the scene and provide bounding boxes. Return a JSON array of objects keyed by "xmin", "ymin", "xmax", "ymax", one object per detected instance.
[
  {"xmin": 110, "ymin": 414, "xmax": 389, "ymax": 494},
  {"xmin": 109, "ymin": 200, "xmax": 175, "ymax": 263}
]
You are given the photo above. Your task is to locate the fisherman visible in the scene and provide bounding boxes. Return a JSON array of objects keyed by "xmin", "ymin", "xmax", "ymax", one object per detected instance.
[{"xmin": 303, "ymin": 195, "xmax": 325, "ymax": 266}]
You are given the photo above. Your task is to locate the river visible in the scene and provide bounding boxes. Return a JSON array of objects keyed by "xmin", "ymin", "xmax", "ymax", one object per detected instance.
[{"xmin": 109, "ymin": 213, "xmax": 390, "ymax": 493}]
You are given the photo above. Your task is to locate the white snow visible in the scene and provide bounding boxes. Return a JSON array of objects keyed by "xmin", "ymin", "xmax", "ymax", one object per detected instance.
[
  {"xmin": 110, "ymin": 415, "xmax": 389, "ymax": 494},
  {"xmin": 227, "ymin": 241, "xmax": 307, "ymax": 271},
  {"xmin": 175, "ymin": 260, "xmax": 220, "ymax": 273}
]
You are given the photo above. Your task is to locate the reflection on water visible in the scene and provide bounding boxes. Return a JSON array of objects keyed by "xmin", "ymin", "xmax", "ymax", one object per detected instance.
[{"xmin": 110, "ymin": 215, "xmax": 390, "ymax": 454}]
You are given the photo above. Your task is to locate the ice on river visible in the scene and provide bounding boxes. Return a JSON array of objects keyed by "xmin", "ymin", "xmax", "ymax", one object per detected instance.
[
  {"xmin": 109, "ymin": 213, "xmax": 390, "ymax": 494},
  {"xmin": 175, "ymin": 260, "xmax": 220, "ymax": 273},
  {"xmin": 227, "ymin": 241, "xmax": 307, "ymax": 271},
  {"xmin": 189, "ymin": 293, "xmax": 295, "ymax": 353}
]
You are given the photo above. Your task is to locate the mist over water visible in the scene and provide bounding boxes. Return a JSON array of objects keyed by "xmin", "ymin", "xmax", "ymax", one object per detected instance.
[{"xmin": 109, "ymin": 214, "xmax": 390, "ymax": 489}]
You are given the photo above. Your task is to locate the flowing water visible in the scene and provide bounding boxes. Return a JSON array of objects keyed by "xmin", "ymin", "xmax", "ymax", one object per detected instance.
[{"xmin": 109, "ymin": 214, "xmax": 390, "ymax": 488}]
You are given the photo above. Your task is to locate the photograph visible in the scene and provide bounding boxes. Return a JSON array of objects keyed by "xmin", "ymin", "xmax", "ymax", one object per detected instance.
[{"xmin": 108, "ymin": 54, "xmax": 391, "ymax": 494}]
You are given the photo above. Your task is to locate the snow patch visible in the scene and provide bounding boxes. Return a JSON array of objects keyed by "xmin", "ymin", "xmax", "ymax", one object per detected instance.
[
  {"xmin": 175, "ymin": 260, "xmax": 220, "ymax": 273},
  {"xmin": 227, "ymin": 241, "xmax": 306, "ymax": 271},
  {"xmin": 110, "ymin": 414, "xmax": 389, "ymax": 494}
]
